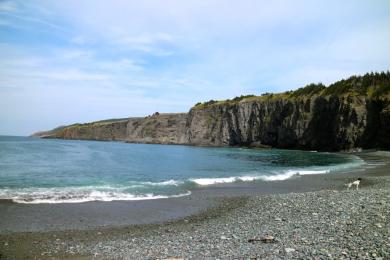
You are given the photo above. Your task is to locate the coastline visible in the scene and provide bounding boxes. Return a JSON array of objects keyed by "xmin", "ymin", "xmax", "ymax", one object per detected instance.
[{"xmin": 0, "ymin": 151, "xmax": 389, "ymax": 259}]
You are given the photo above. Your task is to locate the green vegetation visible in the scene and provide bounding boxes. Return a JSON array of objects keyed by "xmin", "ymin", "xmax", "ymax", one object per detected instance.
[
  {"xmin": 231, "ymin": 94, "xmax": 256, "ymax": 102},
  {"xmin": 323, "ymin": 71, "xmax": 390, "ymax": 96},
  {"xmin": 51, "ymin": 118, "xmax": 129, "ymax": 135},
  {"xmin": 290, "ymin": 83, "xmax": 325, "ymax": 98},
  {"xmin": 193, "ymin": 95, "xmax": 256, "ymax": 109},
  {"xmin": 192, "ymin": 71, "xmax": 390, "ymax": 109},
  {"xmin": 93, "ymin": 118, "xmax": 129, "ymax": 124}
]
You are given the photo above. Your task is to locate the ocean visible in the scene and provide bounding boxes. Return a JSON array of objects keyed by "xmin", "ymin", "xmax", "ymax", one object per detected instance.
[{"xmin": 0, "ymin": 136, "xmax": 364, "ymax": 204}]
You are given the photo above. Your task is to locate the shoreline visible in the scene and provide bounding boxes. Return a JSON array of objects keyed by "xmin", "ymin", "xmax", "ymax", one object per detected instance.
[
  {"xmin": 0, "ymin": 151, "xmax": 389, "ymax": 258},
  {"xmin": 0, "ymin": 151, "xmax": 369, "ymax": 233}
]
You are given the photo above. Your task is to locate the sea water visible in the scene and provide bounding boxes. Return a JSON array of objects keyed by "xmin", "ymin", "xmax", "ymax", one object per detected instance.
[{"xmin": 0, "ymin": 136, "xmax": 364, "ymax": 203}]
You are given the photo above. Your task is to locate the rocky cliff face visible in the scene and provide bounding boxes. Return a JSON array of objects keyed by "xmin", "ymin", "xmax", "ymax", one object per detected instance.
[
  {"xmin": 186, "ymin": 96, "xmax": 390, "ymax": 151},
  {"xmin": 34, "ymin": 120, "xmax": 129, "ymax": 141},
  {"xmin": 126, "ymin": 113, "xmax": 187, "ymax": 144},
  {"xmin": 33, "ymin": 72, "xmax": 390, "ymax": 151},
  {"xmin": 34, "ymin": 113, "xmax": 188, "ymax": 144}
]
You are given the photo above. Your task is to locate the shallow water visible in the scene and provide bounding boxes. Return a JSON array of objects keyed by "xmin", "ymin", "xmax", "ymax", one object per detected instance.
[{"xmin": 0, "ymin": 136, "xmax": 364, "ymax": 203}]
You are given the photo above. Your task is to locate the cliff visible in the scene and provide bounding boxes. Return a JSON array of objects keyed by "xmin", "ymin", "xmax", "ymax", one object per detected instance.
[
  {"xmin": 33, "ymin": 119, "xmax": 129, "ymax": 141},
  {"xmin": 33, "ymin": 72, "xmax": 390, "ymax": 151},
  {"xmin": 126, "ymin": 113, "xmax": 188, "ymax": 144}
]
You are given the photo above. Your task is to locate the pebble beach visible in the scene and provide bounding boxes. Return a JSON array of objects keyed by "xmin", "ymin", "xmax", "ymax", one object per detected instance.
[{"xmin": 0, "ymin": 152, "xmax": 389, "ymax": 259}]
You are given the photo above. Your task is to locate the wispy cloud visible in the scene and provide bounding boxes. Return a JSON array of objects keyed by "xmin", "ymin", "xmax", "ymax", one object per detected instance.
[
  {"xmin": 113, "ymin": 32, "xmax": 175, "ymax": 56},
  {"xmin": 0, "ymin": 1, "xmax": 18, "ymax": 12},
  {"xmin": 1, "ymin": 0, "xmax": 390, "ymax": 135},
  {"xmin": 56, "ymin": 49, "xmax": 94, "ymax": 61}
]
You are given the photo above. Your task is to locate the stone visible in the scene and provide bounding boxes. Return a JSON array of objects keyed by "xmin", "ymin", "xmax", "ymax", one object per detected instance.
[
  {"xmin": 285, "ymin": 248, "xmax": 295, "ymax": 253},
  {"xmin": 260, "ymin": 235, "xmax": 275, "ymax": 243},
  {"xmin": 374, "ymin": 223, "xmax": 382, "ymax": 228}
]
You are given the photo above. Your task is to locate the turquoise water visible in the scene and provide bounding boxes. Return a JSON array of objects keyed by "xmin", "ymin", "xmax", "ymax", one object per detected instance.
[{"xmin": 0, "ymin": 136, "xmax": 364, "ymax": 203}]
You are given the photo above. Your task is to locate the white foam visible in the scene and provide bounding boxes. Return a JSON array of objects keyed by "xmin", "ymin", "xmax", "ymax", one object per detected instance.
[
  {"xmin": 139, "ymin": 179, "xmax": 182, "ymax": 186},
  {"xmin": 237, "ymin": 176, "xmax": 260, "ymax": 181},
  {"xmin": 190, "ymin": 169, "xmax": 331, "ymax": 185},
  {"xmin": 259, "ymin": 169, "xmax": 329, "ymax": 181},
  {"xmin": 190, "ymin": 175, "xmax": 263, "ymax": 186},
  {"xmin": 190, "ymin": 177, "xmax": 237, "ymax": 185},
  {"xmin": 0, "ymin": 155, "xmax": 367, "ymax": 202},
  {"xmin": 0, "ymin": 187, "xmax": 191, "ymax": 204}
]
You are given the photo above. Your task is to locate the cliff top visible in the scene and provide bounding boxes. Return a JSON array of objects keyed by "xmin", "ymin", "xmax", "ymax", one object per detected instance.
[{"xmin": 193, "ymin": 71, "xmax": 390, "ymax": 110}]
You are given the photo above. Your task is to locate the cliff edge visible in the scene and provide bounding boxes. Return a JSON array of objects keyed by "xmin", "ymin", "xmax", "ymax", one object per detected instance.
[{"xmin": 33, "ymin": 72, "xmax": 390, "ymax": 151}]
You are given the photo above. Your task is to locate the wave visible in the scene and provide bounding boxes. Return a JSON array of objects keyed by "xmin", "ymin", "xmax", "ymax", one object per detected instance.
[
  {"xmin": 125, "ymin": 179, "xmax": 183, "ymax": 188},
  {"xmin": 136, "ymin": 179, "xmax": 182, "ymax": 186},
  {"xmin": 258, "ymin": 169, "xmax": 329, "ymax": 181},
  {"xmin": 0, "ymin": 155, "xmax": 366, "ymax": 203},
  {"xmin": 189, "ymin": 155, "xmax": 365, "ymax": 186},
  {"xmin": 191, "ymin": 177, "xmax": 240, "ymax": 185},
  {"xmin": 0, "ymin": 186, "xmax": 191, "ymax": 204},
  {"xmin": 189, "ymin": 169, "xmax": 329, "ymax": 186}
]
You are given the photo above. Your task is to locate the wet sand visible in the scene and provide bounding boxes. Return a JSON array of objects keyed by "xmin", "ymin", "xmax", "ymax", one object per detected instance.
[{"xmin": 0, "ymin": 151, "xmax": 389, "ymax": 259}]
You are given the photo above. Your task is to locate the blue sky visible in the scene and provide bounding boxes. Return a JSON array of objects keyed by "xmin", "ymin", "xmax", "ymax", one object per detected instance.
[{"xmin": 0, "ymin": 0, "xmax": 389, "ymax": 135}]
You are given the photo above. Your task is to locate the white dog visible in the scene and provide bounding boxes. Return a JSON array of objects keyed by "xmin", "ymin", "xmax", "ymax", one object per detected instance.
[{"xmin": 346, "ymin": 178, "xmax": 362, "ymax": 190}]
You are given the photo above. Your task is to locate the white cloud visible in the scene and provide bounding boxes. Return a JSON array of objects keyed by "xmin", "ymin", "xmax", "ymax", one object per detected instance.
[
  {"xmin": 56, "ymin": 49, "xmax": 94, "ymax": 61},
  {"xmin": 0, "ymin": 1, "xmax": 18, "ymax": 12},
  {"xmin": 1, "ymin": 0, "xmax": 390, "ymax": 135},
  {"xmin": 97, "ymin": 59, "xmax": 144, "ymax": 72}
]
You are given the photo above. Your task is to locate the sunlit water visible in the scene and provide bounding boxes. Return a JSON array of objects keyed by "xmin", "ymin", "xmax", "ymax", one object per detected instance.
[{"xmin": 0, "ymin": 136, "xmax": 364, "ymax": 203}]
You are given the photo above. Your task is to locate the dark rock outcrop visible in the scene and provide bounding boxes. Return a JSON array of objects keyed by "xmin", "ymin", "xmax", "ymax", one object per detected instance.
[{"xmin": 186, "ymin": 95, "xmax": 390, "ymax": 151}]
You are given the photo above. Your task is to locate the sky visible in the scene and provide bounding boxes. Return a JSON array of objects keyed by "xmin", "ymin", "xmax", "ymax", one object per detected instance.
[{"xmin": 0, "ymin": 0, "xmax": 389, "ymax": 136}]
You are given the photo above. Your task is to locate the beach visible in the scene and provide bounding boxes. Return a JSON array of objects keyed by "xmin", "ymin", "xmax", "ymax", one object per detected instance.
[{"xmin": 0, "ymin": 151, "xmax": 389, "ymax": 259}]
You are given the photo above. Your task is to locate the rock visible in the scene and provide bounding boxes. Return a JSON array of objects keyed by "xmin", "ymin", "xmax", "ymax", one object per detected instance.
[
  {"xmin": 374, "ymin": 223, "xmax": 382, "ymax": 228},
  {"xmin": 248, "ymin": 237, "xmax": 259, "ymax": 243},
  {"xmin": 248, "ymin": 236, "xmax": 275, "ymax": 243},
  {"xmin": 285, "ymin": 248, "xmax": 295, "ymax": 253},
  {"xmin": 260, "ymin": 235, "xmax": 276, "ymax": 243}
]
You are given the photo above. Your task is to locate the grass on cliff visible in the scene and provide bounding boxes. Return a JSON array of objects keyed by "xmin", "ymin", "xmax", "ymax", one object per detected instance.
[
  {"xmin": 193, "ymin": 71, "xmax": 390, "ymax": 110},
  {"xmin": 53, "ymin": 118, "xmax": 129, "ymax": 134}
]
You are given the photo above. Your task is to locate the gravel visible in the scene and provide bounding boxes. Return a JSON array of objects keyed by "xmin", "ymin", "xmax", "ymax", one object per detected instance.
[
  {"xmin": 1, "ymin": 163, "xmax": 390, "ymax": 259},
  {"xmin": 4, "ymin": 176, "xmax": 385, "ymax": 259}
]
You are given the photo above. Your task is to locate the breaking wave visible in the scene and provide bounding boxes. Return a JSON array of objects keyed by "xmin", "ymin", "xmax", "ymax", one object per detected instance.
[
  {"xmin": 189, "ymin": 169, "xmax": 329, "ymax": 185},
  {"xmin": 1, "ymin": 156, "xmax": 365, "ymax": 203},
  {"xmin": 0, "ymin": 186, "xmax": 191, "ymax": 204}
]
